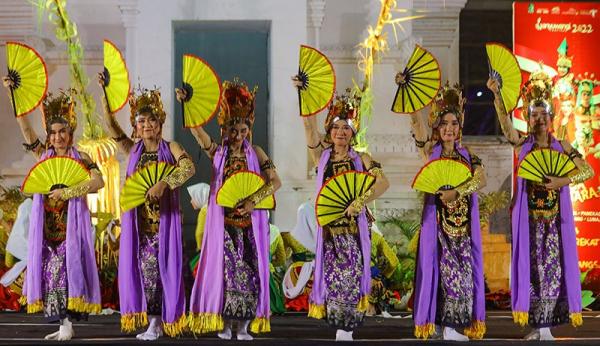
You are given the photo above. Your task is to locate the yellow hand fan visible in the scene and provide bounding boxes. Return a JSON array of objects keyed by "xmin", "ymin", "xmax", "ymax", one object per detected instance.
[
  {"xmin": 411, "ymin": 159, "xmax": 472, "ymax": 194},
  {"xmin": 315, "ymin": 171, "xmax": 375, "ymax": 227},
  {"xmin": 517, "ymin": 149, "xmax": 576, "ymax": 183},
  {"xmin": 297, "ymin": 45, "xmax": 336, "ymax": 117},
  {"xmin": 391, "ymin": 45, "xmax": 441, "ymax": 114},
  {"xmin": 120, "ymin": 162, "xmax": 176, "ymax": 212},
  {"xmin": 180, "ymin": 54, "xmax": 221, "ymax": 128},
  {"xmin": 102, "ymin": 39, "xmax": 130, "ymax": 113},
  {"xmin": 21, "ymin": 156, "xmax": 90, "ymax": 194},
  {"xmin": 5, "ymin": 41, "xmax": 48, "ymax": 117},
  {"xmin": 486, "ymin": 43, "xmax": 522, "ymax": 113},
  {"xmin": 216, "ymin": 171, "xmax": 275, "ymax": 209}
]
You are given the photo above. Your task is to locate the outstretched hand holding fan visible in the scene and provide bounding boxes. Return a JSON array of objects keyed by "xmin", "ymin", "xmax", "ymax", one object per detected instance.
[{"xmin": 294, "ymin": 45, "xmax": 336, "ymax": 117}]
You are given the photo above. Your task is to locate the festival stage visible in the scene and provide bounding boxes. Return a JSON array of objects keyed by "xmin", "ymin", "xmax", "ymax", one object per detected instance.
[{"xmin": 1, "ymin": 312, "xmax": 600, "ymax": 345}]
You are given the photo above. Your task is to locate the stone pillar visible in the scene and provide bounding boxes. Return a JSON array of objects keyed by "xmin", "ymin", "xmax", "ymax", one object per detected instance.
[{"xmin": 307, "ymin": 0, "xmax": 326, "ymax": 48}]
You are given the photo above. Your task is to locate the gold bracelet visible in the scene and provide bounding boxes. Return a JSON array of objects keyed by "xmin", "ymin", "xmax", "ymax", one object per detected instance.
[
  {"xmin": 60, "ymin": 184, "xmax": 90, "ymax": 201},
  {"xmin": 249, "ymin": 182, "xmax": 275, "ymax": 206},
  {"xmin": 569, "ymin": 162, "xmax": 594, "ymax": 184},
  {"xmin": 350, "ymin": 188, "xmax": 373, "ymax": 211},
  {"xmin": 455, "ymin": 167, "xmax": 484, "ymax": 198},
  {"xmin": 161, "ymin": 157, "xmax": 194, "ymax": 189}
]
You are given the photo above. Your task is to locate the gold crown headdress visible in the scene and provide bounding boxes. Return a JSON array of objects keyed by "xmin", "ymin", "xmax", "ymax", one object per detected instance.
[
  {"xmin": 429, "ymin": 82, "xmax": 465, "ymax": 128},
  {"xmin": 41, "ymin": 89, "xmax": 77, "ymax": 133},
  {"xmin": 556, "ymin": 38, "xmax": 572, "ymax": 69},
  {"xmin": 217, "ymin": 78, "xmax": 257, "ymax": 128},
  {"xmin": 128, "ymin": 87, "xmax": 166, "ymax": 126},
  {"xmin": 324, "ymin": 87, "xmax": 362, "ymax": 134},
  {"xmin": 521, "ymin": 69, "xmax": 553, "ymax": 120}
]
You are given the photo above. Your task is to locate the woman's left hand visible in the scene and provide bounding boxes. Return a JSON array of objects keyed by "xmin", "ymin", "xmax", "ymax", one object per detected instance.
[
  {"xmin": 237, "ymin": 199, "xmax": 256, "ymax": 216},
  {"xmin": 48, "ymin": 188, "xmax": 64, "ymax": 200},
  {"xmin": 146, "ymin": 181, "xmax": 168, "ymax": 202},
  {"xmin": 344, "ymin": 204, "xmax": 360, "ymax": 217},
  {"xmin": 437, "ymin": 189, "xmax": 459, "ymax": 204},
  {"xmin": 544, "ymin": 176, "xmax": 570, "ymax": 190}
]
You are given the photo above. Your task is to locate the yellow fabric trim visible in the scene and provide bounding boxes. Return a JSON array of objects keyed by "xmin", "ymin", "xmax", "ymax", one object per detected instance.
[
  {"xmin": 570, "ymin": 312, "xmax": 583, "ymax": 327},
  {"xmin": 67, "ymin": 297, "xmax": 102, "ymax": 314},
  {"xmin": 163, "ymin": 314, "xmax": 187, "ymax": 337},
  {"xmin": 26, "ymin": 299, "xmax": 43, "ymax": 314},
  {"xmin": 414, "ymin": 323, "xmax": 435, "ymax": 339},
  {"xmin": 120, "ymin": 312, "xmax": 148, "ymax": 333},
  {"xmin": 18, "ymin": 295, "xmax": 27, "ymax": 306},
  {"xmin": 512, "ymin": 311, "xmax": 529, "ymax": 326},
  {"xmin": 357, "ymin": 295, "xmax": 369, "ymax": 312},
  {"xmin": 250, "ymin": 317, "xmax": 271, "ymax": 334},
  {"xmin": 464, "ymin": 320, "xmax": 486, "ymax": 339},
  {"xmin": 308, "ymin": 303, "xmax": 326, "ymax": 319},
  {"xmin": 187, "ymin": 312, "xmax": 224, "ymax": 334}
]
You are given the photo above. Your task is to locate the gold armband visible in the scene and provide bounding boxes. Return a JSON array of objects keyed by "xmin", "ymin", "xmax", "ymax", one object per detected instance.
[
  {"xmin": 455, "ymin": 167, "xmax": 484, "ymax": 198},
  {"xmin": 61, "ymin": 184, "xmax": 90, "ymax": 201},
  {"xmin": 569, "ymin": 162, "xmax": 594, "ymax": 185},
  {"xmin": 249, "ymin": 182, "xmax": 275, "ymax": 206},
  {"xmin": 162, "ymin": 157, "xmax": 194, "ymax": 190},
  {"xmin": 350, "ymin": 188, "xmax": 373, "ymax": 211}
]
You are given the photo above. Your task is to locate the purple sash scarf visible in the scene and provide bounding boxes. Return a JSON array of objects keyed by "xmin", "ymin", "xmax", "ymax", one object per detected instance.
[
  {"xmin": 413, "ymin": 143, "xmax": 485, "ymax": 338},
  {"xmin": 511, "ymin": 135, "xmax": 582, "ymax": 325},
  {"xmin": 189, "ymin": 139, "xmax": 271, "ymax": 334},
  {"xmin": 308, "ymin": 148, "xmax": 371, "ymax": 315},
  {"xmin": 24, "ymin": 147, "xmax": 101, "ymax": 314},
  {"xmin": 118, "ymin": 140, "xmax": 186, "ymax": 336}
]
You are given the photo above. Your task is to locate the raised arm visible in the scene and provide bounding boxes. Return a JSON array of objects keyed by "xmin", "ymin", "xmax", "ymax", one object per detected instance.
[
  {"xmin": 175, "ymin": 88, "xmax": 217, "ymax": 160},
  {"xmin": 98, "ymin": 73, "xmax": 134, "ymax": 154},
  {"xmin": 292, "ymin": 76, "xmax": 326, "ymax": 166},
  {"xmin": 3, "ymin": 76, "xmax": 43, "ymax": 160},
  {"xmin": 410, "ymin": 109, "xmax": 433, "ymax": 162},
  {"xmin": 487, "ymin": 78, "xmax": 523, "ymax": 150}
]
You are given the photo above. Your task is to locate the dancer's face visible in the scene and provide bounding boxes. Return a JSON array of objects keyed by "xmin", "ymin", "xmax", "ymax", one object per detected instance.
[
  {"xmin": 330, "ymin": 119, "xmax": 354, "ymax": 147},
  {"xmin": 227, "ymin": 122, "xmax": 250, "ymax": 145},
  {"xmin": 581, "ymin": 90, "xmax": 592, "ymax": 107},
  {"xmin": 438, "ymin": 113, "xmax": 460, "ymax": 143},
  {"xmin": 558, "ymin": 65, "xmax": 569, "ymax": 77},
  {"xmin": 560, "ymin": 100, "xmax": 574, "ymax": 117},
  {"xmin": 48, "ymin": 122, "xmax": 72, "ymax": 150},
  {"xmin": 135, "ymin": 113, "xmax": 162, "ymax": 140},
  {"xmin": 529, "ymin": 106, "xmax": 552, "ymax": 134}
]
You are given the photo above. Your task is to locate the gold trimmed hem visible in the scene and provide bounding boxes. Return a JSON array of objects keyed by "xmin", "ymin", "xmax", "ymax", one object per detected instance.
[
  {"xmin": 187, "ymin": 312, "xmax": 224, "ymax": 334},
  {"xmin": 121, "ymin": 312, "xmax": 148, "ymax": 332}
]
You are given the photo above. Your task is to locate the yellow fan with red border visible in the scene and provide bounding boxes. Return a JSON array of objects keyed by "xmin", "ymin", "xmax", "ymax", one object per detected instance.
[
  {"xmin": 120, "ymin": 162, "xmax": 176, "ymax": 212},
  {"xmin": 216, "ymin": 171, "xmax": 275, "ymax": 209},
  {"xmin": 486, "ymin": 42, "xmax": 522, "ymax": 113},
  {"xmin": 517, "ymin": 149, "xmax": 576, "ymax": 183},
  {"xmin": 21, "ymin": 156, "xmax": 90, "ymax": 195},
  {"xmin": 297, "ymin": 45, "xmax": 336, "ymax": 117},
  {"xmin": 102, "ymin": 39, "xmax": 130, "ymax": 113},
  {"xmin": 5, "ymin": 41, "xmax": 48, "ymax": 117},
  {"xmin": 412, "ymin": 159, "xmax": 472, "ymax": 194},
  {"xmin": 180, "ymin": 54, "xmax": 221, "ymax": 128}
]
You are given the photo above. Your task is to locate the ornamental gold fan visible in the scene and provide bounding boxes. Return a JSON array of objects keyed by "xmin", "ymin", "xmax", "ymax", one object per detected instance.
[
  {"xmin": 297, "ymin": 45, "xmax": 336, "ymax": 117},
  {"xmin": 102, "ymin": 39, "xmax": 130, "ymax": 113},
  {"xmin": 120, "ymin": 162, "xmax": 176, "ymax": 212},
  {"xmin": 21, "ymin": 157, "xmax": 90, "ymax": 195},
  {"xmin": 486, "ymin": 43, "xmax": 522, "ymax": 113},
  {"xmin": 180, "ymin": 54, "xmax": 221, "ymax": 128},
  {"xmin": 5, "ymin": 42, "xmax": 48, "ymax": 117},
  {"xmin": 411, "ymin": 159, "xmax": 472, "ymax": 194},
  {"xmin": 391, "ymin": 45, "xmax": 441, "ymax": 114},
  {"xmin": 517, "ymin": 149, "xmax": 576, "ymax": 183},
  {"xmin": 315, "ymin": 171, "xmax": 375, "ymax": 227},
  {"xmin": 216, "ymin": 171, "xmax": 275, "ymax": 209}
]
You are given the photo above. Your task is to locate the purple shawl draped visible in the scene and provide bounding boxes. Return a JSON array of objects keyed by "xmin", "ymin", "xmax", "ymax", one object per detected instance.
[
  {"xmin": 511, "ymin": 135, "xmax": 582, "ymax": 322},
  {"xmin": 309, "ymin": 148, "xmax": 371, "ymax": 311},
  {"xmin": 25, "ymin": 147, "xmax": 101, "ymax": 314},
  {"xmin": 413, "ymin": 143, "xmax": 485, "ymax": 338},
  {"xmin": 118, "ymin": 139, "xmax": 186, "ymax": 336},
  {"xmin": 189, "ymin": 139, "xmax": 271, "ymax": 334}
]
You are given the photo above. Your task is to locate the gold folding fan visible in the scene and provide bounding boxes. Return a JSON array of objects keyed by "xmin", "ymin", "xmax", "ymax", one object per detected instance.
[
  {"xmin": 216, "ymin": 171, "xmax": 275, "ymax": 209},
  {"xmin": 391, "ymin": 45, "xmax": 441, "ymax": 114},
  {"xmin": 5, "ymin": 41, "xmax": 48, "ymax": 117},
  {"xmin": 486, "ymin": 43, "xmax": 522, "ymax": 113},
  {"xmin": 22, "ymin": 156, "xmax": 90, "ymax": 195},
  {"xmin": 120, "ymin": 162, "xmax": 176, "ymax": 212},
  {"xmin": 102, "ymin": 39, "xmax": 130, "ymax": 113},
  {"xmin": 297, "ymin": 45, "xmax": 336, "ymax": 117},
  {"xmin": 411, "ymin": 159, "xmax": 472, "ymax": 194},
  {"xmin": 315, "ymin": 171, "xmax": 375, "ymax": 227},
  {"xmin": 180, "ymin": 54, "xmax": 221, "ymax": 128},
  {"xmin": 517, "ymin": 149, "xmax": 576, "ymax": 183}
]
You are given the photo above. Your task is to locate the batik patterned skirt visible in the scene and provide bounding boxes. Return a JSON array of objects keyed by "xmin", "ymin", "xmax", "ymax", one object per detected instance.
[
  {"xmin": 436, "ymin": 230, "xmax": 474, "ymax": 327},
  {"xmin": 222, "ymin": 225, "xmax": 260, "ymax": 320},
  {"xmin": 528, "ymin": 215, "xmax": 569, "ymax": 327},
  {"xmin": 323, "ymin": 230, "xmax": 365, "ymax": 331},
  {"xmin": 42, "ymin": 240, "xmax": 68, "ymax": 321},
  {"xmin": 139, "ymin": 231, "xmax": 162, "ymax": 316}
]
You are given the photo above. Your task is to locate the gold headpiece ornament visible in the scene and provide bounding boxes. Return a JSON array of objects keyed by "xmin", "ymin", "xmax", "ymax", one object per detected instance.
[
  {"xmin": 324, "ymin": 87, "xmax": 362, "ymax": 134},
  {"xmin": 41, "ymin": 89, "xmax": 77, "ymax": 133},
  {"xmin": 128, "ymin": 87, "xmax": 166, "ymax": 127},
  {"xmin": 556, "ymin": 38, "xmax": 572, "ymax": 69},
  {"xmin": 429, "ymin": 82, "xmax": 465, "ymax": 129},
  {"xmin": 521, "ymin": 68, "xmax": 553, "ymax": 121},
  {"xmin": 217, "ymin": 78, "xmax": 257, "ymax": 128}
]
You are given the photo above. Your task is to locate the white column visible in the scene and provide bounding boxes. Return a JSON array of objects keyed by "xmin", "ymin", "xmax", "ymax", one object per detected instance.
[
  {"xmin": 119, "ymin": 0, "xmax": 139, "ymax": 80},
  {"xmin": 307, "ymin": 0, "xmax": 326, "ymax": 48}
]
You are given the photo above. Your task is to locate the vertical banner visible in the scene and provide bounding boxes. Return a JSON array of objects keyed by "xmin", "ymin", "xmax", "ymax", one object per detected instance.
[{"xmin": 514, "ymin": 2, "xmax": 600, "ymax": 277}]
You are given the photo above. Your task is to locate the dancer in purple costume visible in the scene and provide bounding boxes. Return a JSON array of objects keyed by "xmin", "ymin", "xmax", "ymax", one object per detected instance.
[
  {"xmin": 3, "ymin": 78, "xmax": 103, "ymax": 342},
  {"xmin": 181, "ymin": 78, "xmax": 281, "ymax": 341},
  {"xmin": 293, "ymin": 79, "xmax": 390, "ymax": 341},
  {"xmin": 489, "ymin": 70, "xmax": 593, "ymax": 341}
]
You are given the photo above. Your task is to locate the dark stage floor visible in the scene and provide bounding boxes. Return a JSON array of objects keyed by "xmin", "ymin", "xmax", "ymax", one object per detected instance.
[{"xmin": 1, "ymin": 311, "xmax": 600, "ymax": 345}]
